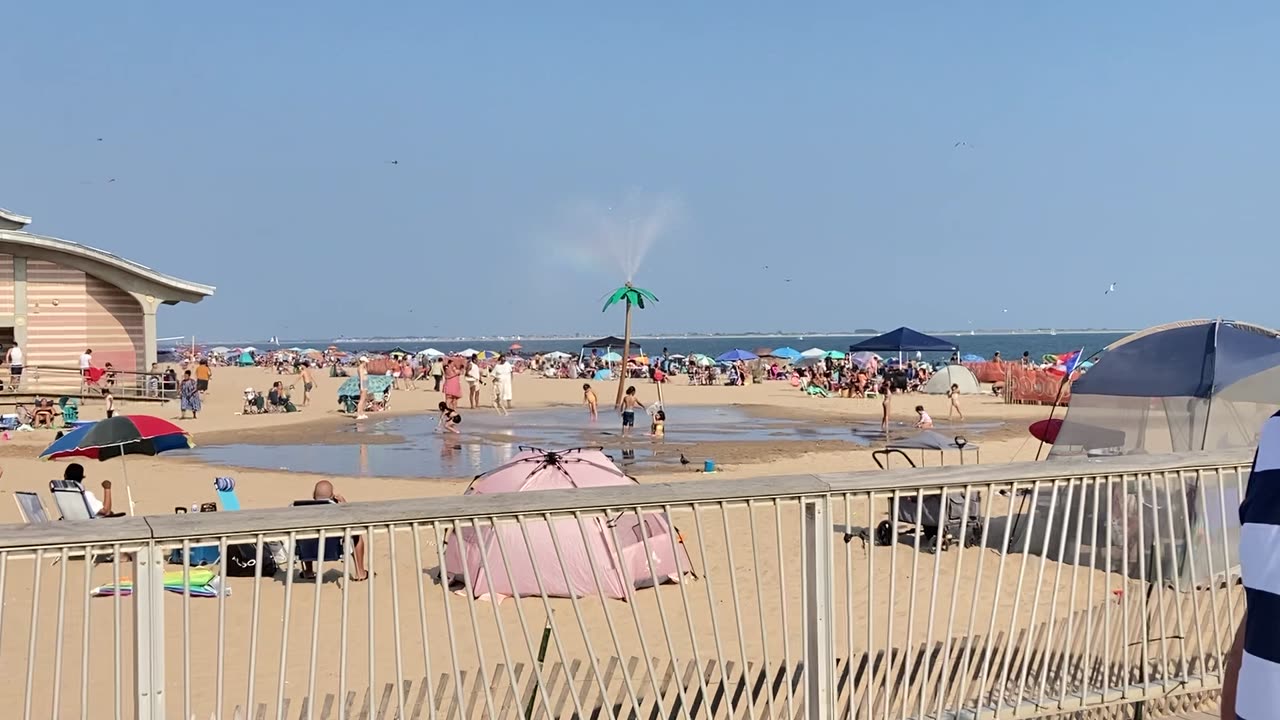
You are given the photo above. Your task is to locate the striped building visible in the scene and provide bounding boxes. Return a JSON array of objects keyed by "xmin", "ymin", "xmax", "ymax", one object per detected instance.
[{"xmin": 0, "ymin": 208, "xmax": 213, "ymax": 372}]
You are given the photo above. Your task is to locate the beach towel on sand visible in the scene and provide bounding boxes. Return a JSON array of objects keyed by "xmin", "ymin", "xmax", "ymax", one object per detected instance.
[{"xmin": 91, "ymin": 568, "xmax": 228, "ymax": 598}]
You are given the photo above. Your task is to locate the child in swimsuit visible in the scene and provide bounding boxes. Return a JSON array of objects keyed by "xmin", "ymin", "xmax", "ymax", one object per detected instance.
[
  {"xmin": 583, "ymin": 383, "xmax": 598, "ymax": 421},
  {"xmin": 915, "ymin": 405, "xmax": 933, "ymax": 429},
  {"xmin": 650, "ymin": 409, "xmax": 665, "ymax": 437}
]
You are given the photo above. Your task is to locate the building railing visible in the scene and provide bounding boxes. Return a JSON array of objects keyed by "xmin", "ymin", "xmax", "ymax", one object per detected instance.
[
  {"xmin": 0, "ymin": 449, "xmax": 1253, "ymax": 719},
  {"xmin": 6, "ymin": 365, "xmax": 171, "ymax": 403}
]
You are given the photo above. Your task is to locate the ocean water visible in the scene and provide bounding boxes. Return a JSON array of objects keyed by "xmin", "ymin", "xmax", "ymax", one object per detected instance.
[{"xmin": 242, "ymin": 332, "xmax": 1128, "ymax": 364}]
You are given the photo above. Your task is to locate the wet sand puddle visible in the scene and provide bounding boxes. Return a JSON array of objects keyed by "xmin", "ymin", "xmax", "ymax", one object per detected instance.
[{"xmin": 193, "ymin": 406, "xmax": 1004, "ymax": 478}]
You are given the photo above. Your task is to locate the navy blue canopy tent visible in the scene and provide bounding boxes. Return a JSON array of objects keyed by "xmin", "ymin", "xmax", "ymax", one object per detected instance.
[{"xmin": 849, "ymin": 327, "xmax": 958, "ymax": 354}]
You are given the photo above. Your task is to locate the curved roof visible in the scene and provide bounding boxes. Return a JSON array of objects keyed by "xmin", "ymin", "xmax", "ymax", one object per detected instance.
[
  {"xmin": 0, "ymin": 208, "xmax": 32, "ymax": 229},
  {"xmin": 0, "ymin": 228, "xmax": 214, "ymax": 303}
]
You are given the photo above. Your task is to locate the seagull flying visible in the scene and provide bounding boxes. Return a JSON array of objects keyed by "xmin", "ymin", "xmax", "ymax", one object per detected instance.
[
  {"xmin": 386, "ymin": 160, "xmax": 399, "ymax": 165},
  {"xmin": 1105, "ymin": 282, "xmax": 1117, "ymax": 295}
]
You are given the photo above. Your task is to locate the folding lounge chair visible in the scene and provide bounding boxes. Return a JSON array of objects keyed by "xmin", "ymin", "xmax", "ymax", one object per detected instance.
[
  {"xmin": 49, "ymin": 481, "xmax": 96, "ymax": 521},
  {"xmin": 14, "ymin": 492, "xmax": 51, "ymax": 524},
  {"xmin": 215, "ymin": 476, "xmax": 242, "ymax": 511}
]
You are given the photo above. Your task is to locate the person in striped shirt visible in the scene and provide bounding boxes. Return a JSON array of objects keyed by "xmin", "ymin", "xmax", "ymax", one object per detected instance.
[{"xmin": 1223, "ymin": 411, "xmax": 1280, "ymax": 719}]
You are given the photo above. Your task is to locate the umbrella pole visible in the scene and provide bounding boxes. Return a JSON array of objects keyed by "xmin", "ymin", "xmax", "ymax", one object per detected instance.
[{"xmin": 120, "ymin": 445, "xmax": 136, "ymax": 516}]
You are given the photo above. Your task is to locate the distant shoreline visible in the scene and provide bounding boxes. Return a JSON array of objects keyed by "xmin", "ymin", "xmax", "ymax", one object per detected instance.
[{"xmin": 193, "ymin": 329, "xmax": 1136, "ymax": 346}]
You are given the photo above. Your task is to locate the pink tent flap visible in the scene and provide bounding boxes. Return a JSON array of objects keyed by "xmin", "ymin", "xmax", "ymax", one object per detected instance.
[{"xmin": 442, "ymin": 448, "xmax": 693, "ymax": 600}]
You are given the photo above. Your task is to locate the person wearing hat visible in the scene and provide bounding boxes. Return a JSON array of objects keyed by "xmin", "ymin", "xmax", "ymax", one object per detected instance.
[
  {"xmin": 355, "ymin": 356, "xmax": 370, "ymax": 420},
  {"xmin": 62, "ymin": 462, "xmax": 117, "ymax": 517}
]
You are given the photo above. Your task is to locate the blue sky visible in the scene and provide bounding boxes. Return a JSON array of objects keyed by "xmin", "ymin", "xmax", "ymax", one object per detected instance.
[{"xmin": 3, "ymin": 3, "xmax": 1278, "ymax": 340}]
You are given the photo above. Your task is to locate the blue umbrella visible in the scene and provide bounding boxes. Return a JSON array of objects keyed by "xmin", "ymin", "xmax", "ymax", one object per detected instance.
[
  {"xmin": 962, "ymin": 353, "xmax": 984, "ymax": 362},
  {"xmin": 717, "ymin": 349, "xmax": 758, "ymax": 362},
  {"xmin": 770, "ymin": 347, "xmax": 802, "ymax": 360}
]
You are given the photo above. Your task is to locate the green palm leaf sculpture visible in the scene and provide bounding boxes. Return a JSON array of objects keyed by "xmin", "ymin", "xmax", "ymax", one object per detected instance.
[
  {"xmin": 602, "ymin": 282, "xmax": 658, "ymax": 407},
  {"xmin": 602, "ymin": 284, "xmax": 659, "ymax": 312}
]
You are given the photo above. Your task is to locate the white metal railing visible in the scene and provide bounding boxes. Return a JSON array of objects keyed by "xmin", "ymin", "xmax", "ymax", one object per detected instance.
[{"xmin": 0, "ymin": 449, "xmax": 1251, "ymax": 719}]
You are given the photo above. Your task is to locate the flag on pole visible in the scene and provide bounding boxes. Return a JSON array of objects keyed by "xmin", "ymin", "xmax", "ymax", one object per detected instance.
[{"xmin": 1048, "ymin": 348, "xmax": 1085, "ymax": 376}]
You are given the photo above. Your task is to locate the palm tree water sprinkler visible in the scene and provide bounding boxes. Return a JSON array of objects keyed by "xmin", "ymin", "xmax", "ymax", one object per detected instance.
[{"xmin": 602, "ymin": 281, "xmax": 658, "ymax": 408}]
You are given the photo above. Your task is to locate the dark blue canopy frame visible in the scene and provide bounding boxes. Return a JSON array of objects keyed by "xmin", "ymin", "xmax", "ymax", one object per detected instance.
[
  {"xmin": 1072, "ymin": 320, "xmax": 1280, "ymax": 398},
  {"xmin": 849, "ymin": 327, "xmax": 958, "ymax": 353}
]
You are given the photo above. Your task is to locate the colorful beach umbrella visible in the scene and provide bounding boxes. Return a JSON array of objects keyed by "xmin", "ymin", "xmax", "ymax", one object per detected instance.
[
  {"xmin": 40, "ymin": 415, "xmax": 194, "ymax": 515},
  {"xmin": 824, "ymin": 350, "xmax": 846, "ymax": 360},
  {"xmin": 716, "ymin": 349, "xmax": 758, "ymax": 362},
  {"xmin": 40, "ymin": 415, "xmax": 193, "ymax": 461},
  {"xmin": 475, "ymin": 350, "xmax": 500, "ymax": 361},
  {"xmin": 509, "ymin": 343, "xmax": 523, "ymax": 350},
  {"xmin": 771, "ymin": 347, "xmax": 802, "ymax": 360}
]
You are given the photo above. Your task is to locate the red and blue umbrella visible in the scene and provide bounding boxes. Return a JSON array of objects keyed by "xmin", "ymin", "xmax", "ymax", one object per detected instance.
[
  {"xmin": 40, "ymin": 415, "xmax": 194, "ymax": 515},
  {"xmin": 39, "ymin": 415, "xmax": 193, "ymax": 460}
]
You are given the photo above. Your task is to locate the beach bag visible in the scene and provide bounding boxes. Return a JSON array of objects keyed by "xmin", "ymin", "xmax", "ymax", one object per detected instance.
[{"xmin": 225, "ymin": 542, "xmax": 278, "ymax": 577}]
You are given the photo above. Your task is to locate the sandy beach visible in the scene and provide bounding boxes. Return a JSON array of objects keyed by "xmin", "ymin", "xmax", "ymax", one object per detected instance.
[
  {"xmin": 0, "ymin": 366, "xmax": 1056, "ymax": 523},
  {"xmin": 0, "ymin": 367, "xmax": 1233, "ymax": 719}
]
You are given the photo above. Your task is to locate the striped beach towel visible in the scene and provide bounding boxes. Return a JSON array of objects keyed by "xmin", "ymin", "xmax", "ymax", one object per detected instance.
[{"xmin": 1237, "ymin": 410, "xmax": 1280, "ymax": 719}]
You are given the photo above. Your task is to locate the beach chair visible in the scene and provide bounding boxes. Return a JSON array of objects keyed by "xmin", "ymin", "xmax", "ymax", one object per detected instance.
[
  {"xmin": 292, "ymin": 499, "xmax": 346, "ymax": 575},
  {"xmin": 49, "ymin": 481, "xmax": 96, "ymax": 521},
  {"xmin": 14, "ymin": 492, "xmax": 51, "ymax": 524},
  {"xmin": 215, "ymin": 476, "xmax": 242, "ymax": 511},
  {"xmin": 57, "ymin": 397, "xmax": 79, "ymax": 426}
]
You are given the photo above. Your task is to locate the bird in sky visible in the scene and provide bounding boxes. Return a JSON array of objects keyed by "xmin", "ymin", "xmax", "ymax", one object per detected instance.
[
  {"xmin": 954, "ymin": 141, "xmax": 972, "ymax": 148},
  {"xmin": 784, "ymin": 278, "xmax": 792, "ymax": 283},
  {"xmin": 107, "ymin": 178, "xmax": 116, "ymax": 183},
  {"xmin": 96, "ymin": 137, "xmax": 103, "ymax": 142},
  {"xmin": 386, "ymin": 160, "xmax": 399, "ymax": 165},
  {"xmin": 1105, "ymin": 282, "xmax": 1117, "ymax": 295}
]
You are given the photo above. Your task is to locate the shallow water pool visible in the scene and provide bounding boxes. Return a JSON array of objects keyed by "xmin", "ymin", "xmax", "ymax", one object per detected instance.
[{"xmin": 193, "ymin": 406, "xmax": 1000, "ymax": 478}]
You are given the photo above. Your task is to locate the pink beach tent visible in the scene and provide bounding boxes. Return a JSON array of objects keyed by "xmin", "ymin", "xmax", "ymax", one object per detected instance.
[{"xmin": 442, "ymin": 448, "xmax": 694, "ymax": 601}]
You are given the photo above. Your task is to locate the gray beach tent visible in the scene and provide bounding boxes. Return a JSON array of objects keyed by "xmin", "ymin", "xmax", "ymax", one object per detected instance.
[
  {"xmin": 1050, "ymin": 319, "xmax": 1280, "ymax": 457},
  {"xmin": 921, "ymin": 365, "xmax": 981, "ymax": 394},
  {"xmin": 1027, "ymin": 320, "xmax": 1280, "ymax": 586}
]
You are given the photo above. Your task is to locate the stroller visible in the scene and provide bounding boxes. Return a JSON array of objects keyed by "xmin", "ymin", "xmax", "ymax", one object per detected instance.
[
  {"xmin": 871, "ymin": 431, "xmax": 984, "ymax": 552},
  {"xmin": 874, "ymin": 490, "xmax": 982, "ymax": 552}
]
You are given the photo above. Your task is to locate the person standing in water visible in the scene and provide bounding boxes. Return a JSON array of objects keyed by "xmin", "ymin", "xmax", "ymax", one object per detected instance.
[
  {"xmin": 583, "ymin": 383, "xmax": 598, "ymax": 421},
  {"xmin": 620, "ymin": 385, "xmax": 643, "ymax": 436},
  {"xmin": 880, "ymin": 379, "xmax": 892, "ymax": 432}
]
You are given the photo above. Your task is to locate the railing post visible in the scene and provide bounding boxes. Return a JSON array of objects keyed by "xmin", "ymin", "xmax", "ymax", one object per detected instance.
[
  {"xmin": 804, "ymin": 497, "xmax": 834, "ymax": 720},
  {"xmin": 134, "ymin": 543, "xmax": 166, "ymax": 719}
]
